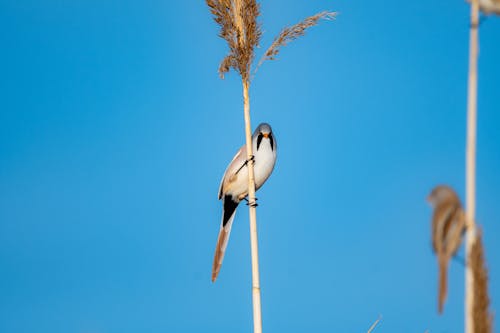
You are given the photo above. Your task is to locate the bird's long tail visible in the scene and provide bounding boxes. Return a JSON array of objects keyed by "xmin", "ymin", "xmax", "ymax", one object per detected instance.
[
  {"xmin": 212, "ymin": 196, "xmax": 239, "ymax": 282},
  {"xmin": 438, "ymin": 257, "xmax": 449, "ymax": 314}
]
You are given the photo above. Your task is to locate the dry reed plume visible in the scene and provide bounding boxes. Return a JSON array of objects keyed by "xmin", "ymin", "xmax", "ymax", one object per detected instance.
[
  {"xmin": 206, "ymin": 0, "xmax": 336, "ymax": 78},
  {"xmin": 206, "ymin": 0, "xmax": 261, "ymax": 80},
  {"xmin": 471, "ymin": 229, "xmax": 493, "ymax": 333},
  {"xmin": 256, "ymin": 11, "xmax": 336, "ymax": 71}
]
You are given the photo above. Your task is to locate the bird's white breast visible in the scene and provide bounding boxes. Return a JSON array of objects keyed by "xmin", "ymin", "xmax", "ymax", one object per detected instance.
[{"xmin": 253, "ymin": 139, "xmax": 276, "ymax": 190}]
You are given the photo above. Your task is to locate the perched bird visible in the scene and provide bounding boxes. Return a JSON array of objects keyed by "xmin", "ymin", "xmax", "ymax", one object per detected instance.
[
  {"xmin": 212, "ymin": 123, "xmax": 277, "ymax": 282},
  {"xmin": 467, "ymin": 0, "xmax": 500, "ymax": 15},
  {"xmin": 427, "ymin": 185, "xmax": 467, "ymax": 314}
]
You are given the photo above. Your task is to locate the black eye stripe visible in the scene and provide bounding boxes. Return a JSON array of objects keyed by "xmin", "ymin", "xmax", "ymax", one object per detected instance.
[
  {"xmin": 269, "ymin": 134, "xmax": 274, "ymax": 151},
  {"xmin": 256, "ymin": 133, "xmax": 263, "ymax": 150}
]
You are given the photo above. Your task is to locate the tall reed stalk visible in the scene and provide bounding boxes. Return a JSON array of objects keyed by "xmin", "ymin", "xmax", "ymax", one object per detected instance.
[
  {"xmin": 465, "ymin": 0, "xmax": 479, "ymax": 332},
  {"xmin": 205, "ymin": 2, "xmax": 334, "ymax": 331},
  {"xmin": 242, "ymin": 78, "xmax": 263, "ymax": 333},
  {"xmin": 232, "ymin": 2, "xmax": 262, "ymax": 330}
]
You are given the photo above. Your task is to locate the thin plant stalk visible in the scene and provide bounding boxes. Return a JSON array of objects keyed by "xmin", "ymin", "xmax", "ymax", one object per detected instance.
[
  {"xmin": 231, "ymin": 0, "xmax": 263, "ymax": 330},
  {"xmin": 465, "ymin": 0, "xmax": 479, "ymax": 332},
  {"xmin": 242, "ymin": 78, "xmax": 262, "ymax": 333}
]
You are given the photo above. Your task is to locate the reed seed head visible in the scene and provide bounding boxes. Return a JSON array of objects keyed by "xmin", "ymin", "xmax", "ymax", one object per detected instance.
[
  {"xmin": 471, "ymin": 230, "xmax": 493, "ymax": 333},
  {"xmin": 256, "ymin": 11, "xmax": 336, "ymax": 71},
  {"xmin": 206, "ymin": 0, "xmax": 261, "ymax": 80}
]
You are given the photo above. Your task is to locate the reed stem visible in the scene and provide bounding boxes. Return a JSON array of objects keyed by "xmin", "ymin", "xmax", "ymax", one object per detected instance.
[
  {"xmin": 465, "ymin": 0, "xmax": 479, "ymax": 332},
  {"xmin": 242, "ymin": 78, "xmax": 263, "ymax": 333}
]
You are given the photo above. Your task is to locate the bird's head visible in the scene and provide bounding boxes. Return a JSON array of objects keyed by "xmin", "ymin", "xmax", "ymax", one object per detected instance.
[
  {"xmin": 254, "ymin": 123, "xmax": 275, "ymax": 151},
  {"xmin": 255, "ymin": 123, "xmax": 272, "ymax": 136},
  {"xmin": 427, "ymin": 185, "xmax": 459, "ymax": 207}
]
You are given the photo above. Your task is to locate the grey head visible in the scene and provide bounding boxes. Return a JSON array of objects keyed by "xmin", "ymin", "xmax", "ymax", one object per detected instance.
[
  {"xmin": 253, "ymin": 123, "xmax": 273, "ymax": 137},
  {"xmin": 427, "ymin": 185, "xmax": 461, "ymax": 207},
  {"xmin": 253, "ymin": 123, "xmax": 276, "ymax": 152}
]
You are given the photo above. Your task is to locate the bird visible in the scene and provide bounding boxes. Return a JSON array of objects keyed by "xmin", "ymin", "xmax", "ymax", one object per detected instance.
[
  {"xmin": 427, "ymin": 185, "xmax": 467, "ymax": 314},
  {"xmin": 211, "ymin": 123, "xmax": 277, "ymax": 282},
  {"xmin": 467, "ymin": 0, "xmax": 500, "ymax": 15}
]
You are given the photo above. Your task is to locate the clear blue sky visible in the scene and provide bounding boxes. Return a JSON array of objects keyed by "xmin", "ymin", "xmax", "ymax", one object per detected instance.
[{"xmin": 1, "ymin": 1, "xmax": 499, "ymax": 332}]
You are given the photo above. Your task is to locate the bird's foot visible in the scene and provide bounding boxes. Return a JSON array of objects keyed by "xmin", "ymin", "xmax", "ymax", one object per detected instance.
[
  {"xmin": 243, "ymin": 197, "xmax": 258, "ymax": 207},
  {"xmin": 248, "ymin": 200, "xmax": 258, "ymax": 207},
  {"xmin": 245, "ymin": 155, "xmax": 255, "ymax": 165},
  {"xmin": 235, "ymin": 155, "xmax": 256, "ymax": 175}
]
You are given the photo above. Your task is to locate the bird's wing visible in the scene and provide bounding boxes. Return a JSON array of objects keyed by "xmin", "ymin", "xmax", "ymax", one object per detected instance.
[
  {"xmin": 211, "ymin": 196, "xmax": 239, "ymax": 282},
  {"xmin": 444, "ymin": 208, "xmax": 466, "ymax": 257},
  {"xmin": 432, "ymin": 203, "xmax": 456, "ymax": 253},
  {"xmin": 218, "ymin": 145, "xmax": 247, "ymax": 200}
]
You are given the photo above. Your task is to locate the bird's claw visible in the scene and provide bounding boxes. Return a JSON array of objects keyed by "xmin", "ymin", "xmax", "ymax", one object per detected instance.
[{"xmin": 243, "ymin": 197, "xmax": 259, "ymax": 207}]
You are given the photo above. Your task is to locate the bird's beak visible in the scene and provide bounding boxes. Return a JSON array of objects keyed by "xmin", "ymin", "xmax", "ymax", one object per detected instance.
[
  {"xmin": 262, "ymin": 133, "xmax": 269, "ymax": 138},
  {"xmin": 426, "ymin": 195, "xmax": 432, "ymax": 203}
]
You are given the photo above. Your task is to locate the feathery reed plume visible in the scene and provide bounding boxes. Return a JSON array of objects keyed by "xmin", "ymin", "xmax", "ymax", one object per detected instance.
[
  {"xmin": 205, "ymin": 2, "xmax": 334, "ymax": 332},
  {"xmin": 256, "ymin": 11, "xmax": 336, "ymax": 71},
  {"xmin": 465, "ymin": 0, "xmax": 479, "ymax": 331},
  {"xmin": 206, "ymin": 0, "xmax": 261, "ymax": 80},
  {"xmin": 471, "ymin": 229, "xmax": 493, "ymax": 333}
]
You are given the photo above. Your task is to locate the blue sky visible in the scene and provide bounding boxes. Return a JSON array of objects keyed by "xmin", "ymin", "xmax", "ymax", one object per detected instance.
[{"xmin": 1, "ymin": 1, "xmax": 500, "ymax": 332}]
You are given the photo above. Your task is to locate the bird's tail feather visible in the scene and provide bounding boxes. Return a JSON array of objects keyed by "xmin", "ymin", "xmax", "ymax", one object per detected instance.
[
  {"xmin": 438, "ymin": 257, "xmax": 448, "ymax": 314},
  {"xmin": 212, "ymin": 197, "xmax": 239, "ymax": 282}
]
